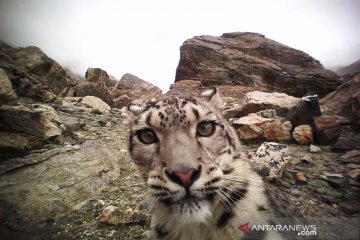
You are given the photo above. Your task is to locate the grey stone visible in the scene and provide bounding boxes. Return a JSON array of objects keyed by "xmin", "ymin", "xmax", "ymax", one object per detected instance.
[
  {"xmin": 250, "ymin": 142, "xmax": 290, "ymax": 178},
  {"xmin": 338, "ymin": 202, "xmax": 359, "ymax": 215},
  {"xmin": 0, "ymin": 68, "xmax": 17, "ymax": 104},
  {"xmin": 310, "ymin": 145, "xmax": 321, "ymax": 153},
  {"xmin": 325, "ymin": 177, "xmax": 349, "ymax": 188}
]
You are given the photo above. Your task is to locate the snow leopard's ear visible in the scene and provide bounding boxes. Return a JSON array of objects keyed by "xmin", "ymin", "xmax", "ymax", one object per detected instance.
[
  {"xmin": 127, "ymin": 100, "xmax": 145, "ymax": 116},
  {"xmin": 201, "ymin": 87, "xmax": 224, "ymax": 109}
]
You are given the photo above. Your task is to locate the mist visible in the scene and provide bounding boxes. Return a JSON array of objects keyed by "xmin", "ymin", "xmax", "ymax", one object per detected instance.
[{"xmin": 0, "ymin": 0, "xmax": 359, "ymax": 91}]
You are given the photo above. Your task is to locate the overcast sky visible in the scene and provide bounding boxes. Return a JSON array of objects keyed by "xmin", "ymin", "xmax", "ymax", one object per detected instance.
[{"xmin": 0, "ymin": 0, "xmax": 359, "ymax": 91}]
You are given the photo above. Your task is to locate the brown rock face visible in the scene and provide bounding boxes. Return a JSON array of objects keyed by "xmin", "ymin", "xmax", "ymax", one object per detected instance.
[
  {"xmin": 1, "ymin": 46, "xmax": 78, "ymax": 98},
  {"xmin": 321, "ymin": 73, "xmax": 360, "ymax": 128},
  {"xmin": 74, "ymin": 82, "xmax": 114, "ymax": 107},
  {"xmin": 175, "ymin": 32, "xmax": 339, "ymax": 97},
  {"xmin": 111, "ymin": 73, "xmax": 162, "ymax": 108},
  {"xmin": 86, "ymin": 67, "xmax": 115, "ymax": 89}
]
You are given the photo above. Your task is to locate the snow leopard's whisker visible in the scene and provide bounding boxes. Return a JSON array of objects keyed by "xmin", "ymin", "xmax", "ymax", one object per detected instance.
[
  {"xmin": 222, "ymin": 177, "xmax": 263, "ymax": 188},
  {"xmin": 131, "ymin": 193, "xmax": 154, "ymax": 225},
  {"xmin": 217, "ymin": 189, "xmax": 237, "ymax": 213},
  {"xmin": 217, "ymin": 189, "xmax": 243, "ymax": 217},
  {"xmin": 219, "ymin": 186, "xmax": 250, "ymax": 218},
  {"xmin": 132, "ymin": 190, "xmax": 152, "ymax": 211},
  {"xmin": 133, "ymin": 196, "xmax": 159, "ymax": 225}
]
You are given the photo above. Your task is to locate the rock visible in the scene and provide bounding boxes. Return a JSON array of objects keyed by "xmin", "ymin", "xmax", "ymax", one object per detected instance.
[
  {"xmin": 338, "ymin": 202, "xmax": 359, "ymax": 215},
  {"xmin": 233, "ymin": 114, "xmax": 291, "ymax": 142},
  {"xmin": 321, "ymin": 172, "xmax": 344, "ymax": 178},
  {"xmin": 295, "ymin": 172, "xmax": 307, "ymax": 184},
  {"xmin": 323, "ymin": 176, "xmax": 349, "ymax": 189},
  {"xmin": 81, "ymin": 96, "xmax": 111, "ymax": 113},
  {"xmin": 250, "ymin": 142, "xmax": 290, "ymax": 178},
  {"xmin": 321, "ymin": 195, "xmax": 338, "ymax": 204},
  {"xmin": 292, "ymin": 125, "xmax": 313, "ymax": 144},
  {"xmin": 348, "ymin": 169, "xmax": 360, "ymax": 181},
  {"xmin": 290, "ymin": 189, "xmax": 302, "ymax": 197},
  {"xmin": 111, "ymin": 73, "xmax": 162, "ymax": 109},
  {"xmin": 308, "ymin": 179, "xmax": 329, "ymax": 189},
  {"xmin": 341, "ymin": 150, "xmax": 360, "ymax": 164},
  {"xmin": 242, "ymin": 91, "xmax": 300, "ymax": 116},
  {"xmin": 1, "ymin": 46, "xmax": 78, "ymax": 97},
  {"xmin": 342, "ymin": 150, "xmax": 360, "ymax": 159},
  {"xmin": 346, "ymin": 164, "xmax": 360, "ymax": 169},
  {"xmin": 74, "ymin": 82, "xmax": 114, "ymax": 107},
  {"xmin": 310, "ymin": 144, "xmax": 322, "ymax": 153},
  {"xmin": 0, "ymin": 132, "xmax": 40, "ymax": 157},
  {"xmin": 283, "ymin": 121, "xmax": 292, "ymax": 132},
  {"xmin": 0, "ymin": 104, "xmax": 62, "ymax": 140},
  {"xmin": 349, "ymin": 178, "xmax": 360, "ymax": 187},
  {"xmin": 95, "ymin": 199, "xmax": 106, "ymax": 207},
  {"xmin": 287, "ymin": 95, "xmax": 322, "ymax": 131},
  {"xmin": 321, "ymin": 72, "xmax": 360, "ymax": 126},
  {"xmin": 312, "ymin": 115, "xmax": 341, "ymax": 144},
  {"xmin": 175, "ymin": 32, "xmax": 339, "ymax": 97},
  {"xmin": 0, "ymin": 68, "xmax": 17, "ymax": 104},
  {"xmin": 98, "ymin": 206, "xmax": 149, "ymax": 225},
  {"xmin": 0, "ymin": 137, "xmax": 126, "ymax": 230},
  {"xmin": 167, "ymin": 80, "xmax": 206, "ymax": 98},
  {"xmin": 256, "ymin": 109, "xmax": 277, "ymax": 119},
  {"xmin": 332, "ymin": 136, "xmax": 360, "ymax": 151},
  {"xmin": 85, "ymin": 67, "xmax": 115, "ymax": 89},
  {"xmin": 301, "ymin": 155, "xmax": 312, "ymax": 163},
  {"xmin": 222, "ymin": 97, "xmax": 243, "ymax": 119}
]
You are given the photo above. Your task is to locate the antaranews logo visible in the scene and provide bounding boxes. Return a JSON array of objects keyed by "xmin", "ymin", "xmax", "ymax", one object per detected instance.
[{"xmin": 238, "ymin": 222, "xmax": 317, "ymax": 237}]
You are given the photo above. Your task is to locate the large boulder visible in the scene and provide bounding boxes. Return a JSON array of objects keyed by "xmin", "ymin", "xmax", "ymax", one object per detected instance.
[
  {"xmin": 0, "ymin": 104, "xmax": 61, "ymax": 140},
  {"xmin": 175, "ymin": 32, "xmax": 339, "ymax": 97},
  {"xmin": 232, "ymin": 114, "xmax": 291, "ymax": 142},
  {"xmin": 86, "ymin": 67, "xmax": 116, "ymax": 89},
  {"xmin": 242, "ymin": 91, "xmax": 300, "ymax": 116},
  {"xmin": 0, "ymin": 104, "xmax": 62, "ymax": 158},
  {"xmin": 74, "ymin": 82, "xmax": 114, "ymax": 107},
  {"xmin": 1, "ymin": 46, "xmax": 78, "ymax": 97},
  {"xmin": 111, "ymin": 73, "xmax": 162, "ymax": 108},
  {"xmin": 81, "ymin": 96, "xmax": 111, "ymax": 113}
]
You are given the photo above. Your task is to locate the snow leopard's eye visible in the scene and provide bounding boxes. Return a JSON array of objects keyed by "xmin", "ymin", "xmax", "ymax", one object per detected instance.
[
  {"xmin": 197, "ymin": 121, "xmax": 215, "ymax": 137},
  {"xmin": 137, "ymin": 128, "xmax": 157, "ymax": 144}
]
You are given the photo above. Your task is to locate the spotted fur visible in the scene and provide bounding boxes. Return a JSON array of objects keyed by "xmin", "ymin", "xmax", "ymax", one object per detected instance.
[{"xmin": 127, "ymin": 88, "xmax": 282, "ymax": 240}]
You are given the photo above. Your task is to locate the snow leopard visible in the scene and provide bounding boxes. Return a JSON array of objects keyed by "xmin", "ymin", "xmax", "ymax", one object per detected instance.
[{"xmin": 127, "ymin": 88, "xmax": 284, "ymax": 240}]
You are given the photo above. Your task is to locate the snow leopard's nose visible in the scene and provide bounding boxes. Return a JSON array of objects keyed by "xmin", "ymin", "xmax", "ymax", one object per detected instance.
[{"xmin": 165, "ymin": 165, "xmax": 202, "ymax": 188}]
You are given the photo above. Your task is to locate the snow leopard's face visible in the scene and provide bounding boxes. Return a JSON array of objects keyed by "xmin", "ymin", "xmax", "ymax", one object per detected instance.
[{"xmin": 127, "ymin": 88, "xmax": 247, "ymax": 223}]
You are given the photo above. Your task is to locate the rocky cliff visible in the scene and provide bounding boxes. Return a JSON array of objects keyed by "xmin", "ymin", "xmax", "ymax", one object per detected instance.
[{"xmin": 175, "ymin": 32, "xmax": 340, "ymax": 97}]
